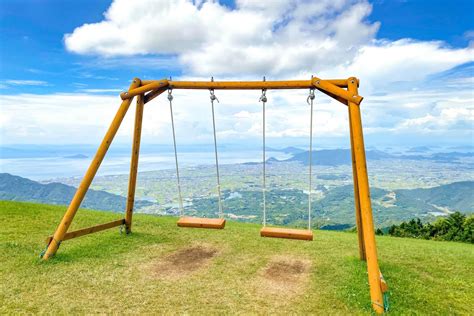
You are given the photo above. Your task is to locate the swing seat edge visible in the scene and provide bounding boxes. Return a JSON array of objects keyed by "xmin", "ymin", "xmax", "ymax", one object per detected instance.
[
  {"xmin": 260, "ymin": 227, "xmax": 313, "ymax": 241},
  {"xmin": 177, "ymin": 216, "xmax": 226, "ymax": 229}
]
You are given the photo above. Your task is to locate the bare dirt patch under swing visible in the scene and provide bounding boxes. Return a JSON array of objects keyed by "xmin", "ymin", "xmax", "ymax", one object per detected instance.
[
  {"xmin": 256, "ymin": 256, "xmax": 312, "ymax": 298},
  {"xmin": 151, "ymin": 245, "xmax": 218, "ymax": 279}
]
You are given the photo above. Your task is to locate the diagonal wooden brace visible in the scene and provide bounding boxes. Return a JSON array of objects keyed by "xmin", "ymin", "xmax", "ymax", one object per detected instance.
[
  {"xmin": 144, "ymin": 88, "xmax": 168, "ymax": 104},
  {"xmin": 311, "ymin": 76, "xmax": 363, "ymax": 105},
  {"xmin": 45, "ymin": 219, "xmax": 126, "ymax": 245}
]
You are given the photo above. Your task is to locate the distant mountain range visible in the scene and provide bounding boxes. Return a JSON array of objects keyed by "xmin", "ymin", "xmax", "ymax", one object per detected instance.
[
  {"xmin": 195, "ymin": 181, "xmax": 474, "ymax": 228},
  {"xmin": 0, "ymin": 173, "xmax": 153, "ymax": 212},
  {"xmin": 282, "ymin": 149, "xmax": 474, "ymax": 166},
  {"xmin": 395, "ymin": 181, "xmax": 474, "ymax": 211},
  {"xmin": 1, "ymin": 173, "xmax": 472, "ymax": 228},
  {"xmin": 316, "ymin": 181, "xmax": 474, "ymax": 226}
]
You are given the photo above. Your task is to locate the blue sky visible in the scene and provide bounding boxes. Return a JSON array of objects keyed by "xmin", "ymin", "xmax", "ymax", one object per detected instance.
[{"xmin": 0, "ymin": 0, "xmax": 473, "ymax": 148}]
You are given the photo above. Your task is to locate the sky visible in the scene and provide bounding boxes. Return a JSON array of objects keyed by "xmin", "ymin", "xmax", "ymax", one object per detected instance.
[{"xmin": 0, "ymin": 0, "xmax": 473, "ymax": 149}]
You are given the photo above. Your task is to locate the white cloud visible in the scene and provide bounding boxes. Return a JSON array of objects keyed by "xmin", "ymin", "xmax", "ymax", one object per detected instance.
[
  {"xmin": 65, "ymin": 0, "xmax": 379, "ymax": 76},
  {"xmin": 79, "ymin": 89, "xmax": 122, "ymax": 93},
  {"xmin": 356, "ymin": 83, "xmax": 474, "ymax": 140},
  {"xmin": 63, "ymin": 0, "xmax": 473, "ymax": 84},
  {"xmin": 4, "ymin": 80, "xmax": 49, "ymax": 86},
  {"xmin": 1, "ymin": 94, "xmax": 123, "ymax": 144},
  {"xmin": 327, "ymin": 39, "xmax": 474, "ymax": 93},
  {"xmin": 0, "ymin": 89, "xmax": 348, "ymax": 145},
  {"xmin": 394, "ymin": 95, "xmax": 474, "ymax": 134},
  {"xmin": 63, "ymin": 0, "xmax": 473, "ymax": 90},
  {"xmin": 4, "ymin": 0, "xmax": 473, "ymax": 146}
]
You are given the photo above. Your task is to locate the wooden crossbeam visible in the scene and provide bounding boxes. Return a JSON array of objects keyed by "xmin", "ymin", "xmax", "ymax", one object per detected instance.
[
  {"xmin": 45, "ymin": 219, "xmax": 125, "ymax": 245},
  {"xmin": 120, "ymin": 77, "xmax": 363, "ymax": 106},
  {"xmin": 140, "ymin": 78, "xmax": 359, "ymax": 88},
  {"xmin": 166, "ymin": 79, "xmax": 350, "ymax": 90}
]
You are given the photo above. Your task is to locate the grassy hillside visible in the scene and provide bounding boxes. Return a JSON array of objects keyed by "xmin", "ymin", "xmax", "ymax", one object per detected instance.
[
  {"xmin": 199, "ymin": 182, "xmax": 474, "ymax": 229},
  {"xmin": 0, "ymin": 173, "xmax": 152, "ymax": 212},
  {"xmin": 396, "ymin": 181, "xmax": 474, "ymax": 211},
  {"xmin": 1, "ymin": 201, "xmax": 473, "ymax": 314}
]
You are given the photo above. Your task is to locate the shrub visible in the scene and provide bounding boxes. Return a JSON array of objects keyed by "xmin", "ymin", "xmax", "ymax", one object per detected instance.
[{"xmin": 385, "ymin": 212, "xmax": 473, "ymax": 243}]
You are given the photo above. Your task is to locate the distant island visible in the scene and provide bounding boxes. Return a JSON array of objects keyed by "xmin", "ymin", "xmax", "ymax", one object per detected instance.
[
  {"xmin": 285, "ymin": 149, "xmax": 473, "ymax": 166},
  {"xmin": 265, "ymin": 146, "xmax": 305, "ymax": 155},
  {"xmin": 63, "ymin": 154, "xmax": 88, "ymax": 159}
]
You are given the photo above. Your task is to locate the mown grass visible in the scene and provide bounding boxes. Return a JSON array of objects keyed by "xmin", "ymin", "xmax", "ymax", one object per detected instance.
[{"xmin": 0, "ymin": 200, "xmax": 473, "ymax": 314}]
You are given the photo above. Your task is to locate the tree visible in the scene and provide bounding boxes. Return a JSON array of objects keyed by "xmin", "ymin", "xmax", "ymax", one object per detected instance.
[{"xmin": 386, "ymin": 212, "xmax": 473, "ymax": 244}]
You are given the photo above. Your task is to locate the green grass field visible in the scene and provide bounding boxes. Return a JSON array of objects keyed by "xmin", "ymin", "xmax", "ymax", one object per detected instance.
[{"xmin": 1, "ymin": 200, "xmax": 473, "ymax": 314}]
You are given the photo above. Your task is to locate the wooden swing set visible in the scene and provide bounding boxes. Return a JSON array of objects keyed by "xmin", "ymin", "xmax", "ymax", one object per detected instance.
[{"xmin": 41, "ymin": 76, "xmax": 388, "ymax": 313}]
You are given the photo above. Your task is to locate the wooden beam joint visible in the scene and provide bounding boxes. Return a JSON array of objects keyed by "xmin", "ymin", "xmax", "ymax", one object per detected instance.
[{"xmin": 121, "ymin": 80, "xmax": 169, "ymax": 100}]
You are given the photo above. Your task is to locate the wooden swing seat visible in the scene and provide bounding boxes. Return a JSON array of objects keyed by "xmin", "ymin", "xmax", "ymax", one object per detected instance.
[
  {"xmin": 260, "ymin": 227, "xmax": 313, "ymax": 241},
  {"xmin": 177, "ymin": 217, "xmax": 226, "ymax": 229}
]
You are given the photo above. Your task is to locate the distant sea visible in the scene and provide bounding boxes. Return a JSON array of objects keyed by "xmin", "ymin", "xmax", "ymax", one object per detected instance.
[{"xmin": 0, "ymin": 150, "xmax": 291, "ymax": 180}]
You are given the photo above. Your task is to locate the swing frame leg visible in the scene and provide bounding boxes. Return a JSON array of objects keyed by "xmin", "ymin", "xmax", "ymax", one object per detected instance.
[
  {"xmin": 348, "ymin": 77, "xmax": 384, "ymax": 313},
  {"xmin": 125, "ymin": 93, "xmax": 145, "ymax": 234},
  {"xmin": 348, "ymin": 83, "xmax": 366, "ymax": 261},
  {"xmin": 42, "ymin": 78, "xmax": 141, "ymax": 260}
]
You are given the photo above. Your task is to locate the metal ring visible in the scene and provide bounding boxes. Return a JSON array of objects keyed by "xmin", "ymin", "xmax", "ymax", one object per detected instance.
[
  {"xmin": 307, "ymin": 89, "xmax": 315, "ymax": 104},
  {"xmin": 210, "ymin": 89, "xmax": 219, "ymax": 102},
  {"xmin": 260, "ymin": 89, "xmax": 267, "ymax": 102}
]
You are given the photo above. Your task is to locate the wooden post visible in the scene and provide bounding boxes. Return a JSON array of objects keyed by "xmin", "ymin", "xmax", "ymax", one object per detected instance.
[
  {"xmin": 347, "ymin": 77, "xmax": 384, "ymax": 313},
  {"xmin": 42, "ymin": 78, "xmax": 141, "ymax": 260},
  {"xmin": 348, "ymin": 80, "xmax": 366, "ymax": 261},
  {"xmin": 125, "ymin": 93, "xmax": 145, "ymax": 233}
]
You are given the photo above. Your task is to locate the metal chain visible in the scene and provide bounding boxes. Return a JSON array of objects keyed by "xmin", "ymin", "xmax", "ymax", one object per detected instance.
[
  {"xmin": 168, "ymin": 88, "xmax": 184, "ymax": 216},
  {"xmin": 307, "ymin": 88, "xmax": 315, "ymax": 230},
  {"xmin": 210, "ymin": 87, "xmax": 223, "ymax": 218},
  {"xmin": 260, "ymin": 82, "xmax": 267, "ymax": 226}
]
